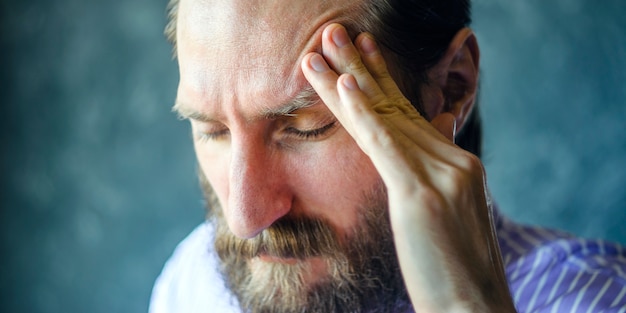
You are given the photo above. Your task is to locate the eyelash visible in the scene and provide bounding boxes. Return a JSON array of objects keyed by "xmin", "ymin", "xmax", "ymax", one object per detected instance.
[
  {"xmin": 285, "ymin": 121, "xmax": 336, "ymax": 139},
  {"xmin": 195, "ymin": 121, "xmax": 337, "ymax": 142},
  {"xmin": 196, "ymin": 129, "xmax": 229, "ymax": 142}
]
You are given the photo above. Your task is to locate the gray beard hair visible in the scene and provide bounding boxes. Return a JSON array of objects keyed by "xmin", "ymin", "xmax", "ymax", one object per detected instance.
[{"xmin": 199, "ymin": 171, "xmax": 412, "ymax": 313}]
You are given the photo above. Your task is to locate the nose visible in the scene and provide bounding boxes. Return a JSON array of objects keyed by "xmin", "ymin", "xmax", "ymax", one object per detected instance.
[{"xmin": 226, "ymin": 137, "xmax": 292, "ymax": 238}]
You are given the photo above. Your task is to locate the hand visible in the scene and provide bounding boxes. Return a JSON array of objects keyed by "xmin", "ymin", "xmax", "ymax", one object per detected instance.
[{"xmin": 301, "ymin": 23, "xmax": 516, "ymax": 312}]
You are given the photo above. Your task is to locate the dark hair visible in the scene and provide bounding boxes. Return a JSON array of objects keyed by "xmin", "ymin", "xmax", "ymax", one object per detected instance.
[
  {"xmin": 165, "ymin": 0, "xmax": 481, "ymax": 156},
  {"xmin": 355, "ymin": 0, "xmax": 481, "ymax": 157}
]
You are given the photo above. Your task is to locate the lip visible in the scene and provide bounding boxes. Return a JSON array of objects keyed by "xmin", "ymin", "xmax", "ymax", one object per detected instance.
[{"xmin": 257, "ymin": 254, "xmax": 299, "ymax": 265}]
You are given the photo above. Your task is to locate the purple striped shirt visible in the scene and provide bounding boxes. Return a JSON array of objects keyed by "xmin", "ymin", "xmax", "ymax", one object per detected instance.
[
  {"xmin": 496, "ymin": 211, "xmax": 626, "ymax": 312},
  {"xmin": 150, "ymin": 210, "xmax": 626, "ymax": 312}
]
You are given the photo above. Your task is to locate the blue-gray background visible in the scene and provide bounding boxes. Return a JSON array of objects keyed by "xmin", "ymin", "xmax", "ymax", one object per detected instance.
[{"xmin": 1, "ymin": 0, "xmax": 624, "ymax": 312}]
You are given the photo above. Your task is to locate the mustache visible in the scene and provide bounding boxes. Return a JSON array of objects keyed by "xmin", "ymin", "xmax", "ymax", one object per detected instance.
[{"xmin": 215, "ymin": 217, "xmax": 342, "ymax": 261}]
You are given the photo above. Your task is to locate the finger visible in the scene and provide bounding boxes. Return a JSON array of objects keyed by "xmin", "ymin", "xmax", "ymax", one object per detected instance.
[
  {"xmin": 304, "ymin": 49, "xmax": 437, "ymax": 187},
  {"xmin": 301, "ymin": 52, "xmax": 343, "ymax": 117},
  {"xmin": 354, "ymin": 32, "xmax": 457, "ymax": 149},
  {"xmin": 354, "ymin": 33, "xmax": 406, "ymax": 101},
  {"xmin": 352, "ymin": 31, "xmax": 445, "ymax": 142},
  {"xmin": 321, "ymin": 24, "xmax": 385, "ymax": 103},
  {"xmin": 323, "ymin": 24, "xmax": 438, "ymax": 141},
  {"xmin": 307, "ymin": 25, "xmax": 463, "ymax": 172},
  {"xmin": 430, "ymin": 113, "xmax": 456, "ymax": 143},
  {"xmin": 335, "ymin": 73, "xmax": 385, "ymax": 150},
  {"xmin": 302, "ymin": 51, "xmax": 383, "ymax": 144},
  {"xmin": 312, "ymin": 35, "xmax": 456, "ymax": 162},
  {"xmin": 303, "ymin": 53, "xmax": 431, "ymax": 194},
  {"xmin": 336, "ymin": 73, "xmax": 430, "ymax": 188}
]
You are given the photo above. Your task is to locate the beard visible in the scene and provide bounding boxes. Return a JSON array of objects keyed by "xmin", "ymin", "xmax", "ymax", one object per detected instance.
[{"xmin": 199, "ymin": 171, "xmax": 410, "ymax": 313}]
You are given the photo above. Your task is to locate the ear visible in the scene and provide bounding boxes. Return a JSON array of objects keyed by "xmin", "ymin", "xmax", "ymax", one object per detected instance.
[{"xmin": 421, "ymin": 28, "xmax": 480, "ymax": 134}]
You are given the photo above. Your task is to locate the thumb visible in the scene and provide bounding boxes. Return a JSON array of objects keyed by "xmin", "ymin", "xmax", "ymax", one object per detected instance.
[{"xmin": 430, "ymin": 113, "xmax": 457, "ymax": 143}]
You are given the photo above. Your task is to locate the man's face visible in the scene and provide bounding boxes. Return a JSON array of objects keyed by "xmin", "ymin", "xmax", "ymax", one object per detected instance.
[{"xmin": 175, "ymin": 0, "xmax": 409, "ymax": 311}]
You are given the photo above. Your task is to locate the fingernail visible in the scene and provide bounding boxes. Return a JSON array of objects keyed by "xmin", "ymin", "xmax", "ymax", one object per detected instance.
[
  {"xmin": 310, "ymin": 54, "xmax": 328, "ymax": 72},
  {"xmin": 452, "ymin": 119, "xmax": 457, "ymax": 144},
  {"xmin": 342, "ymin": 74, "xmax": 359, "ymax": 90},
  {"xmin": 360, "ymin": 35, "xmax": 378, "ymax": 54},
  {"xmin": 331, "ymin": 26, "xmax": 350, "ymax": 48}
]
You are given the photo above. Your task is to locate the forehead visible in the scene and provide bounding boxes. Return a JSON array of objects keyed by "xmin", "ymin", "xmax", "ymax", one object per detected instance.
[{"xmin": 176, "ymin": 0, "xmax": 361, "ymax": 112}]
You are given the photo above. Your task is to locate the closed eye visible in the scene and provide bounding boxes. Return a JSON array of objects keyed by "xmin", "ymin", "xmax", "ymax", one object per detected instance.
[
  {"xmin": 195, "ymin": 128, "xmax": 230, "ymax": 142},
  {"xmin": 284, "ymin": 121, "xmax": 337, "ymax": 139}
]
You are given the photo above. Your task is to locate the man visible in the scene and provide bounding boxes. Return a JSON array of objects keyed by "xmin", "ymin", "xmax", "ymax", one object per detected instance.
[{"xmin": 150, "ymin": 0, "xmax": 626, "ymax": 312}]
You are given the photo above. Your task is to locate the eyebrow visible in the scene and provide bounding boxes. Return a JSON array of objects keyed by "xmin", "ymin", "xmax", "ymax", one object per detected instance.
[
  {"xmin": 260, "ymin": 86, "xmax": 319, "ymax": 118},
  {"xmin": 172, "ymin": 103, "xmax": 214, "ymax": 122},
  {"xmin": 172, "ymin": 86, "xmax": 320, "ymax": 122}
]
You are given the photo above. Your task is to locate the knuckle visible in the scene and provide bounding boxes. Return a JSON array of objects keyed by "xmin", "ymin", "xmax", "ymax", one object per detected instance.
[
  {"xmin": 344, "ymin": 54, "xmax": 366, "ymax": 74},
  {"xmin": 437, "ymin": 152, "xmax": 485, "ymax": 197},
  {"xmin": 458, "ymin": 152, "xmax": 484, "ymax": 176},
  {"xmin": 371, "ymin": 61, "xmax": 390, "ymax": 79},
  {"xmin": 440, "ymin": 165, "xmax": 466, "ymax": 196}
]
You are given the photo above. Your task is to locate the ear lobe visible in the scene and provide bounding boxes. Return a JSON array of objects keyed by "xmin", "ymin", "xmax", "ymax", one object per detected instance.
[{"xmin": 427, "ymin": 28, "xmax": 480, "ymax": 133}]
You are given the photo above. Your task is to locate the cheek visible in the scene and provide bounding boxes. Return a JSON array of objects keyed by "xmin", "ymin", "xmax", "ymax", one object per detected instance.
[
  {"xmin": 194, "ymin": 128, "xmax": 382, "ymax": 234},
  {"xmin": 286, "ymin": 131, "xmax": 381, "ymax": 230}
]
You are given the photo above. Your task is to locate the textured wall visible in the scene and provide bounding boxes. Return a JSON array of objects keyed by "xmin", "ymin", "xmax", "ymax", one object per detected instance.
[
  {"xmin": 1, "ymin": 0, "xmax": 624, "ymax": 312},
  {"xmin": 475, "ymin": 0, "xmax": 626, "ymax": 242}
]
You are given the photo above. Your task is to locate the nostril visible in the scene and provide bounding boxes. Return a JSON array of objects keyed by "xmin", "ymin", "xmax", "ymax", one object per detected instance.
[
  {"xmin": 226, "ymin": 186, "xmax": 293, "ymax": 239},
  {"xmin": 227, "ymin": 142, "xmax": 292, "ymax": 238}
]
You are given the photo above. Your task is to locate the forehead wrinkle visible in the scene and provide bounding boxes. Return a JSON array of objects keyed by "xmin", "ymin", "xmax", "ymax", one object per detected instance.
[
  {"xmin": 173, "ymin": 86, "xmax": 320, "ymax": 124},
  {"xmin": 176, "ymin": 0, "xmax": 364, "ymax": 125}
]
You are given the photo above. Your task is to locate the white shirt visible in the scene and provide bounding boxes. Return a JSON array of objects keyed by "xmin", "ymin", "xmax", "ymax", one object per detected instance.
[{"xmin": 149, "ymin": 222, "xmax": 239, "ymax": 313}]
